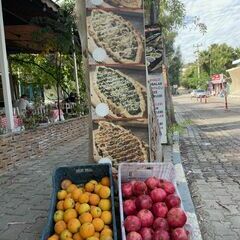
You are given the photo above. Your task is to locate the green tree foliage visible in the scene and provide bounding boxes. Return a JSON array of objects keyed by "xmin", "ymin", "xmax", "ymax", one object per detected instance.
[
  {"xmin": 10, "ymin": 53, "xmax": 86, "ymax": 100},
  {"xmin": 168, "ymin": 46, "xmax": 182, "ymax": 85},
  {"xmin": 181, "ymin": 43, "xmax": 240, "ymax": 89},
  {"xmin": 181, "ymin": 64, "xmax": 208, "ymax": 89},
  {"xmin": 10, "ymin": 0, "xmax": 87, "ymax": 105}
]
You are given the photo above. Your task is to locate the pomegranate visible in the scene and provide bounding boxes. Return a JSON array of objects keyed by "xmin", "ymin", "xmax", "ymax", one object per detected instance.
[
  {"xmin": 167, "ymin": 208, "xmax": 187, "ymax": 228},
  {"xmin": 137, "ymin": 209, "xmax": 154, "ymax": 227},
  {"xmin": 139, "ymin": 228, "xmax": 154, "ymax": 240},
  {"xmin": 135, "ymin": 195, "xmax": 153, "ymax": 210},
  {"xmin": 122, "ymin": 183, "xmax": 133, "ymax": 198},
  {"xmin": 159, "ymin": 180, "xmax": 175, "ymax": 195},
  {"xmin": 133, "ymin": 181, "xmax": 148, "ymax": 196},
  {"xmin": 152, "ymin": 217, "xmax": 169, "ymax": 231},
  {"xmin": 145, "ymin": 177, "xmax": 159, "ymax": 190},
  {"xmin": 153, "ymin": 229, "xmax": 170, "ymax": 240},
  {"xmin": 152, "ymin": 202, "xmax": 168, "ymax": 218},
  {"xmin": 165, "ymin": 194, "xmax": 181, "ymax": 209},
  {"xmin": 130, "ymin": 180, "xmax": 137, "ymax": 186},
  {"xmin": 127, "ymin": 231, "xmax": 143, "ymax": 240},
  {"xmin": 124, "ymin": 199, "xmax": 137, "ymax": 216},
  {"xmin": 150, "ymin": 188, "xmax": 167, "ymax": 203},
  {"xmin": 124, "ymin": 215, "xmax": 141, "ymax": 232},
  {"xmin": 171, "ymin": 228, "xmax": 189, "ymax": 240}
]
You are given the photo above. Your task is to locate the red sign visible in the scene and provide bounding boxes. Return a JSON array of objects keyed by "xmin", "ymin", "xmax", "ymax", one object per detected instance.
[
  {"xmin": 211, "ymin": 74, "xmax": 224, "ymax": 84},
  {"xmin": 211, "ymin": 74, "xmax": 221, "ymax": 81}
]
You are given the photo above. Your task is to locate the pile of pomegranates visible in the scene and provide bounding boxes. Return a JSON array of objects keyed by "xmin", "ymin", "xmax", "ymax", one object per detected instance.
[{"xmin": 122, "ymin": 177, "xmax": 190, "ymax": 240}]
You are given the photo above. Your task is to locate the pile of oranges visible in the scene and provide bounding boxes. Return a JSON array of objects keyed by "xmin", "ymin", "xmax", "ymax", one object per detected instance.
[{"xmin": 48, "ymin": 177, "xmax": 113, "ymax": 240}]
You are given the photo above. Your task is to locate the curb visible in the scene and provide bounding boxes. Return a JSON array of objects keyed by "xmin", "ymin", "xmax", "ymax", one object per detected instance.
[{"xmin": 172, "ymin": 132, "xmax": 203, "ymax": 240}]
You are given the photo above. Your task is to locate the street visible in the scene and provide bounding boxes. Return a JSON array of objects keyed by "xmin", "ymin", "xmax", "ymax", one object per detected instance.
[
  {"xmin": 0, "ymin": 95, "xmax": 240, "ymax": 240},
  {"xmin": 174, "ymin": 95, "xmax": 240, "ymax": 240}
]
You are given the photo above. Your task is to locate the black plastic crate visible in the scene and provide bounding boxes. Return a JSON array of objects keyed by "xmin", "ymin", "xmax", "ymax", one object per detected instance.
[{"xmin": 41, "ymin": 164, "xmax": 117, "ymax": 240}]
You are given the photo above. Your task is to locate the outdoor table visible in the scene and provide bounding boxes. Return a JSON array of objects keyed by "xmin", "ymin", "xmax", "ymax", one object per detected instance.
[
  {"xmin": 0, "ymin": 115, "xmax": 23, "ymax": 128},
  {"xmin": 51, "ymin": 109, "xmax": 65, "ymax": 122}
]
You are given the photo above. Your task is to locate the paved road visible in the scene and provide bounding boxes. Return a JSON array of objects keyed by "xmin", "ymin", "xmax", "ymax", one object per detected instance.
[
  {"xmin": 174, "ymin": 95, "xmax": 240, "ymax": 240},
  {"xmin": 0, "ymin": 134, "xmax": 89, "ymax": 240}
]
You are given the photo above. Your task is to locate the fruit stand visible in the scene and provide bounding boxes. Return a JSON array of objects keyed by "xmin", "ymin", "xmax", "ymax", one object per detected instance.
[
  {"xmin": 42, "ymin": 162, "xmax": 194, "ymax": 240},
  {"xmin": 41, "ymin": 0, "xmax": 202, "ymax": 239}
]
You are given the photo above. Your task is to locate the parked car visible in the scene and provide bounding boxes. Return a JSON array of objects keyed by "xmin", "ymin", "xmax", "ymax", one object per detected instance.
[
  {"xmin": 190, "ymin": 90, "xmax": 197, "ymax": 97},
  {"xmin": 195, "ymin": 90, "xmax": 208, "ymax": 98},
  {"xmin": 191, "ymin": 89, "xmax": 208, "ymax": 98}
]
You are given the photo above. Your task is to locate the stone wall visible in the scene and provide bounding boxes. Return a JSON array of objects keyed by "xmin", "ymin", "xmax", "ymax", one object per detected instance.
[{"xmin": 0, "ymin": 116, "xmax": 89, "ymax": 170}]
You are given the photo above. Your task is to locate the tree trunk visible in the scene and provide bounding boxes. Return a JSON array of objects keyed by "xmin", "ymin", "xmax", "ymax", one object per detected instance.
[{"xmin": 162, "ymin": 39, "xmax": 176, "ymax": 126}]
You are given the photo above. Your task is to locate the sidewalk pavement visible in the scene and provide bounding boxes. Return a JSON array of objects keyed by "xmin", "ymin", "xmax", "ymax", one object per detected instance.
[
  {"xmin": 0, "ymin": 134, "xmax": 89, "ymax": 240},
  {"xmin": 174, "ymin": 95, "xmax": 240, "ymax": 240}
]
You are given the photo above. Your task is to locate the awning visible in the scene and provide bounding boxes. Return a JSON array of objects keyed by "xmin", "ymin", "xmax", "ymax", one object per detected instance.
[
  {"xmin": 211, "ymin": 80, "xmax": 225, "ymax": 84},
  {"xmin": 2, "ymin": 0, "xmax": 59, "ymax": 53}
]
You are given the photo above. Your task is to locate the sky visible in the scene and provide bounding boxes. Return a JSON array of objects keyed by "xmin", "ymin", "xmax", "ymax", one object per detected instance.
[{"xmin": 175, "ymin": 0, "xmax": 240, "ymax": 64}]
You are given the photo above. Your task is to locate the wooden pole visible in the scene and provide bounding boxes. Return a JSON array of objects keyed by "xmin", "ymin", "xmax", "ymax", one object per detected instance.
[
  {"xmin": 72, "ymin": 30, "xmax": 80, "ymax": 104},
  {"xmin": 0, "ymin": 0, "xmax": 14, "ymax": 130},
  {"xmin": 75, "ymin": 0, "xmax": 94, "ymax": 162},
  {"xmin": 224, "ymin": 93, "xmax": 228, "ymax": 110}
]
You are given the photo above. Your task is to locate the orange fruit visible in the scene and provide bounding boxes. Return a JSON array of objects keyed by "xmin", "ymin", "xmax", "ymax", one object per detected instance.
[
  {"xmin": 72, "ymin": 189, "xmax": 83, "ymax": 202},
  {"xmin": 79, "ymin": 193, "xmax": 90, "ymax": 204},
  {"xmin": 90, "ymin": 206, "xmax": 102, "ymax": 218},
  {"xmin": 54, "ymin": 210, "xmax": 64, "ymax": 222},
  {"xmin": 79, "ymin": 212, "xmax": 93, "ymax": 224},
  {"xmin": 101, "ymin": 211, "xmax": 112, "ymax": 225},
  {"xmin": 75, "ymin": 202, "xmax": 81, "ymax": 212},
  {"xmin": 67, "ymin": 218, "xmax": 81, "ymax": 233},
  {"xmin": 67, "ymin": 184, "xmax": 78, "ymax": 193},
  {"xmin": 101, "ymin": 177, "xmax": 110, "ymax": 187},
  {"xmin": 58, "ymin": 190, "xmax": 68, "ymax": 200},
  {"xmin": 85, "ymin": 182, "xmax": 95, "ymax": 193},
  {"xmin": 89, "ymin": 180, "xmax": 98, "ymax": 186},
  {"xmin": 61, "ymin": 179, "xmax": 72, "ymax": 190},
  {"xmin": 80, "ymin": 222, "xmax": 95, "ymax": 239},
  {"xmin": 60, "ymin": 229, "xmax": 72, "ymax": 240},
  {"xmin": 77, "ymin": 203, "xmax": 90, "ymax": 215},
  {"xmin": 98, "ymin": 199, "xmax": 111, "ymax": 211},
  {"xmin": 87, "ymin": 237, "xmax": 99, "ymax": 240},
  {"xmin": 99, "ymin": 186, "xmax": 111, "ymax": 199},
  {"xmin": 94, "ymin": 232, "xmax": 100, "ymax": 238},
  {"xmin": 100, "ymin": 236, "xmax": 112, "ymax": 240},
  {"xmin": 73, "ymin": 233, "xmax": 83, "ymax": 240},
  {"xmin": 54, "ymin": 220, "xmax": 67, "ymax": 235},
  {"xmin": 89, "ymin": 194, "xmax": 100, "ymax": 206},
  {"xmin": 57, "ymin": 200, "xmax": 65, "ymax": 210},
  {"xmin": 63, "ymin": 209, "xmax": 78, "ymax": 223},
  {"xmin": 92, "ymin": 218, "xmax": 104, "ymax": 232},
  {"xmin": 94, "ymin": 184, "xmax": 102, "ymax": 194},
  {"xmin": 48, "ymin": 234, "xmax": 59, "ymax": 240},
  {"xmin": 66, "ymin": 238, "xmax": 74, "ymax": 240},
  {"xmin": 100, "ymin": 229, "xmax": 112, "ymax": 237},
  {"xmin": 64, "ymin": 198, "xmax": 75, "ymax": 210},
  {"xmin": 66, "ymin": 193, "xmax": 72, "ymax": 199},
  {"xmin": 103, "ymin": 225, "xmax": 110, "ymax": 230}
]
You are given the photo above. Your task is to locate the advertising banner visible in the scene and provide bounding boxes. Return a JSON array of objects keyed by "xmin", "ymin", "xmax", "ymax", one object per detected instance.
[
  {"xmin": 148, "ymin": 74, "xmax": 167, "ymax": 144},
  {"xmin": 146, "ymin": 25, "xmax": 167, "ymax": 144},
  {"xmin": 85, "ymin": 0, "xmax": 150, "ymax": 167}
]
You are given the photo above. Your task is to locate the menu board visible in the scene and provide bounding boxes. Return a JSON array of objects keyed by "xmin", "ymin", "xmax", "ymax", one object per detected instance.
[
  {"xmin": 148, "ymin": 88, "xmax": 162, "ymax": 161},
  {"xmin": 145, "ymin": 25, "xmax": 167, "ymax": 145},
  {"xmin": 85, "ymin": 0, "xmax": 150, "ymax": 167},
  {"xmin": 148, "ymin": 74, "xmax": 167, "ymax": 144}
]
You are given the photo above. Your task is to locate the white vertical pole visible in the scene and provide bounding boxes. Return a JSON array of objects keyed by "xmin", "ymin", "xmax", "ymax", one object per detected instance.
[
  {"xmin": 72, "ymin": 31, "xmax": 80, "ymax": 103},
  {"xmin": 0, "ymin": 0, "xmax": 14, "ymax": 130}
]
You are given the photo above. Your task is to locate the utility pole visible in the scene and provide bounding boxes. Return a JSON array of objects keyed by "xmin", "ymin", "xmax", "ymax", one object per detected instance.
[{"xmin": 193, "ymin": 43, "xmax": 202, "ymax": 80}]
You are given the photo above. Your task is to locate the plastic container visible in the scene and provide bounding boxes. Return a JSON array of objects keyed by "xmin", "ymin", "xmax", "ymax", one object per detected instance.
[
  {"xmin": 118, "ymin": 162, "xmax": 192, "ymax": 240},
  {"xmin": 41, "ymin": 164, "xmax": 117, "ymax": 240}
]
